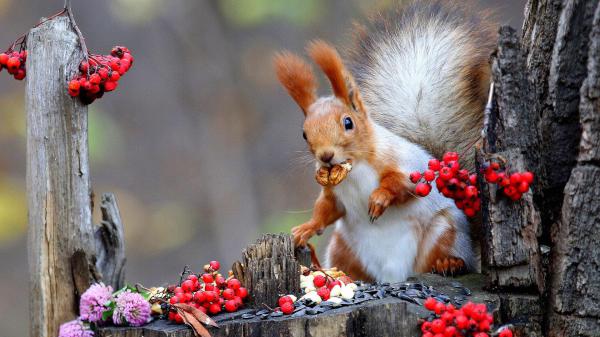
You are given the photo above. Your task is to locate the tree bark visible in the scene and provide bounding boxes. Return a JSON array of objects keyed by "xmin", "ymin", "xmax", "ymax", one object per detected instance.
[
  {"xmin": 26, "ymin": 16, "xmax": 93, "ymax": 337},
  {"xmin": 242, "ymin": 234, "xmax": 301, "ymax": 308}
]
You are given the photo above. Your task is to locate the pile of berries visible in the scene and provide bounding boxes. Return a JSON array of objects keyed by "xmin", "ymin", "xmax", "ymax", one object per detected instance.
[
  {"xmin": 410, "ymin": 151, "xmax": 534, "ymax": 217},
  {"xmin": 67, "ymin": 46, "xmax": 133, "ymax": 105},
  {"xmin": 276, "ymin": 267, "xmax": 358, "ymax": 315},
  {"xmin": 421, "ymin": 298, "xmax": 513, "ymax": 337},
  {"xmin": 0, "ymin": 50, "xmax": 27, "ymax": 80},
  {"xmin": 166, "ymin": 260, "xmax": 248, "ymax": 324}
]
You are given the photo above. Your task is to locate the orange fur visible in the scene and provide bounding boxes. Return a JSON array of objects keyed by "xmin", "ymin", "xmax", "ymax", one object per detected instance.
[
  {"xmin": 291, "ymin": 187, "xmax": 344, "ymax": 247},
  {"xmin": 328, "ymin": 230, "xmax": 374, "ymax": 282},
  {"xmin": 414, "ymin": 209, "xmax": 465, "ymax": 275},
  {"xmin": 368, "ymin": 167, "xmax": 414, "ymax": 220},
  {"xmin": 273, "ymin": 51, "xmax": 317, "ymax": 114},
  {"xmin": 307, "ymin": 40, "xmax": 351, "ymax": 106}
]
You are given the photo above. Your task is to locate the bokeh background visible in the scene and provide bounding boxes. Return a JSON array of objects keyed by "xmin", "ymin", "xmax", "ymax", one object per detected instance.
[{"xmin": 0, "ymin": 0, "xmax": 524, "ymax": 335}]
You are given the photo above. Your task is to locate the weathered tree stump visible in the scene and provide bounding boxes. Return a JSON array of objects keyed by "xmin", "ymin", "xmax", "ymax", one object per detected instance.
[
  {"xmin": 26, "ymin": 16, "xmax": 127, "ymax": 337},
  {"xmin": 242, "ymin": 233, "xmax": 301, "ymax": 308},
  {"xmin": 26, "ymin": 16, "xmax": 94, "ymax": 337}
]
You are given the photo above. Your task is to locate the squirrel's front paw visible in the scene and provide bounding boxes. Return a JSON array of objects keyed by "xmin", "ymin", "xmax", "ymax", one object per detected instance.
[
  {"xmin": 292, "ymin": 222, "xmax": 320, "ymax": 247},
  {"xmin": 368, "ymin": 188, "xmax": 393, "ymax": 222}
]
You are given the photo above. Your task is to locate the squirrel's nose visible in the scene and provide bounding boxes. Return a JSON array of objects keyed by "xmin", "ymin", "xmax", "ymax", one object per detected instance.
[{"xmin": 319, "ymin": 151, "xmax": 334, "ymax": 164}]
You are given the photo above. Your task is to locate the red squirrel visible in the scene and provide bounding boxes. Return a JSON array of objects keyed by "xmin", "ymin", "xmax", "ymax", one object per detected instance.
[{"xmin": 274, "ymin": 1, "xmax": 496, "ymax": 282}]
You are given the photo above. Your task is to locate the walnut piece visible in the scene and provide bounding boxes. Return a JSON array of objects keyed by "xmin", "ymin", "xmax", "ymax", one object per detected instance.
[{"xmin": 314, "ymin": 160, "xmax": 353, "ymax": 186}]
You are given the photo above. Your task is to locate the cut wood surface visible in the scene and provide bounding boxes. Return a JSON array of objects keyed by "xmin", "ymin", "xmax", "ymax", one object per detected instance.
[{"xmin": 98, "ymin": 274, "xmax": 499, "ymax": 337}]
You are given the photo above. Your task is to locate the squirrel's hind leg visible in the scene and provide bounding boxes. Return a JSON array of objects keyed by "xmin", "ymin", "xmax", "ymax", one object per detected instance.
[{"xmin": 414, "ymin": 208, "xmax": 472, "ymax": 277}]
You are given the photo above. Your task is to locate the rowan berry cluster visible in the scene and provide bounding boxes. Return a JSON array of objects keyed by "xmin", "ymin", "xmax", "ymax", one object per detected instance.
[
  {"xmin": 421, "ymin": 298, "xmax": 513, "ymax": 337},
  {"xmin": 67, "ymin": 46, "xmax": 133, "ymax": 105},
  {"xmin": 0, "ymin": 50, "xmax": 27, "ymax": 80},
  {"xmin": 166, "ymin": 260, "xmax": 248, "ymax": 323},
  {"xmin": 410, "ymin": 152, "xmax": 534, "ymax": 217}
]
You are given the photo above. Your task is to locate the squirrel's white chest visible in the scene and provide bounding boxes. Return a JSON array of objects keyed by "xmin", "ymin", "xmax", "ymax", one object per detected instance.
[{"xmin": 331, "ymin": 162, "xmax": 420, "ymax": 282}]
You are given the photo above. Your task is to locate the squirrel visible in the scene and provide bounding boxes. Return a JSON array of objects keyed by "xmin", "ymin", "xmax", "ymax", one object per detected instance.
[{"xmin": 273, "ymin": 0, "xmax": 496, "ymax": 283}]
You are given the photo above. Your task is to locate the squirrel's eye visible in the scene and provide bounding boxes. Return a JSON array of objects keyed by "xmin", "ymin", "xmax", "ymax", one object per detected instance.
[
  {"xmin": 302, "ymin": 131, "xmax": 307, "ymax": 140},
  {"xmin": 343, "ymin": 117, "xmax": 354, "ymax": 131}
]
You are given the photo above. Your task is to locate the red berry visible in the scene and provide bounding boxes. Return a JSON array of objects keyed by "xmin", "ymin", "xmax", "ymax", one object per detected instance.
[
  {"xmin": 464, "ymin": 207, "xmax": 476, "ymax": 217},
  {"xmin": 235, "ymin": 287, "xmax": 248, "ymax": 299},
  {"xmin": 424, "ymin": 297, "xmax": 438, "ymax": 311},
  {"xmin": 443, "ymin": 326, "xmax": 457, "ymax": 337},
  {"xmin": 439, "ymin": 167, "xmax": 453, "ymax": 181},
  {"xmin": 169, "ymin": 296, "xmax": 179, "ymax": 304},
  {"xmin": 204, "ymin": 291, "xmax": 217, "ymax": 303},
  {"xmin": 424, "ymin": 169, "xmax": 436, "ymax": 182},
  {"xmin": 522, "ymin": 171, "xmax": 534, "ymax": 184},
  {"xmin": 423, "ymin": 333, "xmax": 434, "ymax": 337},
  {"xmin": 174, "ymin": 312, "xmax": 183, "ymax": 324},
  {"xmin": 455, "ymin": 315, "xmax": 468, "ymax": 329},
  {"xmin": 233, "ymin": 296, "xmax": 243, "ymax": 307},
  {"xmin": 201, "ymin": 273, "xmax": 214, "ymax": 284},
  {"xmin": 209, "ymin": 260, "xmax": 221, "ymax": 271},
  {"xmin": 443, "ymin": 152, "xmax": 458, "ymax": 163},
  {"xmin": 469, "ymin": 174, "xmax": 478, "ymax": 185},
  {"xmin": 428, "ymin": 159, "xmax": 441, "ymax": 171},
  {"xmin": 222, "ymin": 288, "xmax": 235, "ymax": 300},
  {"xmin": 421, "ymin": 321, "xmax": 432, "ymax": 332},
  {"xmin": 441, "ymin": 312, "xmax": 453, "ymax": 324},
  {"xmin": 465, "ymin": 185, "xmax": 478, "ymax": 199},
  {"xmin": 479, "ymin": 319, "xmax": 491, "ymax": 331},
  {"xmin": 181, "ymin": 280, "xmax": 194, "ymax": 292},
  {"xmin": 89, "ymin": 73, "xmax": 101, "ymax": 85},
  {"xmin": 431, "ymin": 319, "xmax": 446, "ymax": 333},
  {"xmin": 518, "ymin": 181, "xmax": 530, "ymax": 193},
  {"xmin": 434, "ymin": 301, "xmax": 446, "ymax": 315},
  {"xmin": 485, "ymin": 170, "xmax": 499, "ymax": 183},
  {"xmin": 278, "ymin": 296, "xmax": 293, "ymax": 307},
  {"xmin": 409, "ymin": 171, "xmax": 422, "ymax": 183},
  {"xmin": 0, "ymin": 53, "xmax": 8, "ymax": 66},
  {"xmin": 204, "ymin": 283, "xmax": 215, "ymax": 292},
  {"xmin": 327, "ymin": 280, "xmax": 341, "ymax": 289},
  {"xmin": 317, "ymin": 286, "xmax": 330, "ymax": 301},
  {"xmin": 313, "ymin": 275, "xmax": 327, "ymax": 288},
  {"xmin": 281, "ymin": 302, "xmax": 294, "ymax": 315},
  {"xmin": 215, "ymin": 275, "xmax": 227, "ymax": 288},
  {"xmin": 208, "ymin": 303, "xmax": 221, "ymax": 315},
  {"xmin": 6, "ymin": 57, "xmax": 20, "ymax": 73},
  {"xmin": 224, "ymin": 300, "xmax": 238, "ymax": 312},
  {"xmin": 227, "ymin": 278, "xmax": 241, "ymax": 290},
  {"xmin": 447, "ymin": 160, "xmax": 460, "ymax": 173},
  {"xmin": 193, "ymin": 291, "xmax": 206, "ymax": 303},
  {"xmin": 415, "ymin": 183, "xmax": 432, "ymax": 197},
  {"xmin": 490, "ymin": 162, "xmax": 500, "ymax": 170},
  {"xmin": 499, "ymin": 328, "xmax": 513, "ymax": 337},
  {"xmin": 510, "ymin": 173, "xmax": 522, "ymax": 185},
  {"xmin": 474, "ymin": 333, "xmax": 489, "ymax": 337}
]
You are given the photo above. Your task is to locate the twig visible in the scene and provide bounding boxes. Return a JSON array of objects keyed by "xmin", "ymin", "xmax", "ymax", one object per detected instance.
[{"xmin": 64, "ymin": 0, "xmax": 90, "ymax": 75}]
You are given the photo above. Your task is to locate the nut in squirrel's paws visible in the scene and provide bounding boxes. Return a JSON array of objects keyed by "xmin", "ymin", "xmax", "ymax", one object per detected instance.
[{"xmin": 315, "ymin": 160, "xmax": 353, "ymax": 186}]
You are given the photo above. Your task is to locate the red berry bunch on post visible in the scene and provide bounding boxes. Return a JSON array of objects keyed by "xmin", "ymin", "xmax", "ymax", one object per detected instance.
[
  {"xmin": 410, "ymin": 152, "xmax": 534, "ymax": 217},
  {"xmin": 67, "ymin": 46, "xmax": 134, "ymax": 105},
  {"xmin": 0, "ymin": 50, "xmax": 27, "ymax": 80},
  {"xmin": 166, "ymin": 260, "xmax": 248, "ymax": 324},
  {"xmin": 482, "ymin": 162, "xmax": 534, "ymax": 201},
  {"xmin": 421, "ymin": 298, "xmax": 513, "ymax": 337}
]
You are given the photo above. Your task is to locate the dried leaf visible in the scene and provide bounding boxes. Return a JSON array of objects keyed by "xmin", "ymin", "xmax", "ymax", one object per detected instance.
[
  {"xmin": 178, "ymin": 308, "xmax": 212, "ymax": 337},
  {"xmin": 173, "ymin": 303, "xmax": 219, "ymax": 328}
]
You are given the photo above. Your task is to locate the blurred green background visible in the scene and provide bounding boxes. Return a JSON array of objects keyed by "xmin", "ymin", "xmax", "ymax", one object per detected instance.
[{"xmin": 0, "ymin": 0, "xmax": 524, "ymax": 335}]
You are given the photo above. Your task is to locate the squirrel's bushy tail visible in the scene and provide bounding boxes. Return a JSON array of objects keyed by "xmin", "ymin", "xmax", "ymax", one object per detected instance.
[{"xmin": 348, "ymin": 0, "xmax": 496, "ymax": 168}]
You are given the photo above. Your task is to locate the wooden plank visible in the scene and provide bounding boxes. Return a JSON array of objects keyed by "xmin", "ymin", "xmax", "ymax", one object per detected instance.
[{"xmin": 26, "ymin": 15, "xmax": 93, "ymax": 337}]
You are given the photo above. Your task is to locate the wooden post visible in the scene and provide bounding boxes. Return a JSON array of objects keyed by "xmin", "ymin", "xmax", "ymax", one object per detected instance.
[{"xmin": 26, "ymin": 16, "xmax": 93, "ymax": 337}]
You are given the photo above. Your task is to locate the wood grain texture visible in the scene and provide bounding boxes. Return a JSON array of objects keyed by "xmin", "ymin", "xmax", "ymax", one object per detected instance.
[
  {"xmin": 242, "ymin": 233, "xmax": 301, "ymax": 307},
  {"xmin": 95, "ymin": 193, "xmax": 127, "ymax": 290},
  {"xmin": 26, "ymin": 16, "xmax": 93, "ymax": 337},
  {"xmin": 479, "ymin": 26, "xmax": 543, "ymax": 292}
]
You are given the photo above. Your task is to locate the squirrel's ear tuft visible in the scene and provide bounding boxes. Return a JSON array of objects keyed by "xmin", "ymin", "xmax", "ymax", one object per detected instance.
[
  {"xmin": 273, "ymin": 51, "xmax": 317, "ymax": 115},
  {"xmin": 307, "ymin": 40, "xmax": 352, "ymax": 106}
]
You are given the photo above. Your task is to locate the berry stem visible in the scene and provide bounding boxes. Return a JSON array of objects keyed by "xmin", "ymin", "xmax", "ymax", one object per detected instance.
[{"xmin": 64, "ymin": 0, "xmax": 90, "ymax": 74}]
